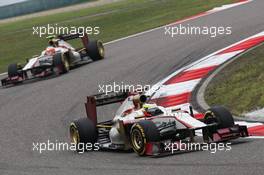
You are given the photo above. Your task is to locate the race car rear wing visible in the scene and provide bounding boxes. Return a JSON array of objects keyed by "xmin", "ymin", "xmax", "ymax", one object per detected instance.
[
  {"xmin": 94, "ymin": 91, "xmax": 130, "ymax": 106},
  {"xmin": 58, "ymin": 33, "xmax": 82, "ymax": 40},
  {"xmin": 57, "ymin": 32, "xmax": 89, "ymax": 50},
  {"xmin": 85, "ymin": 91, "xmax": 130, "ymax": 125}
]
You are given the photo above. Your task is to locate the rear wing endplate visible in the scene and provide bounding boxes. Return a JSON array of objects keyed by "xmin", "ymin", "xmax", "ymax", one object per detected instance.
[{"xmin": 85, "ymin": 91, "xmax": 130, "ymax": 125}]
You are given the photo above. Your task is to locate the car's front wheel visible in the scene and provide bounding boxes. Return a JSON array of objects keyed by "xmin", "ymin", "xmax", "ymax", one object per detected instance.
[
  {"xmin": 204, "ymin": 106, "xmax": 235, "ymax": 129},
  {"xmin": 53, "ymin": 53, "xmax": 70, "ymax": 74},
  {"xmin": 130, "ymin": 120, "xmax": 160, "ymax": 156},
  {"xmin": 8, "ymin": 63, "xmax": 21, "ymax": 77}
]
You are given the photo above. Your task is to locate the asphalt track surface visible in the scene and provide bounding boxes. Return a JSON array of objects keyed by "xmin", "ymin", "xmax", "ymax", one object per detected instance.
[{"xmin": 0, "ymin": 1, "xmax": 264, "ymax": 175}]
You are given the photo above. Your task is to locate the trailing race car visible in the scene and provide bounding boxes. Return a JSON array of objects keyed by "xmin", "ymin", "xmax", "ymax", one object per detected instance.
[
  {"xmin": 1, "ymin": 33, "xmax": 104, "ymax": 86},
  {"xmin": 69, "ymin": 90, "xmax": 248, "ymax": 156}
]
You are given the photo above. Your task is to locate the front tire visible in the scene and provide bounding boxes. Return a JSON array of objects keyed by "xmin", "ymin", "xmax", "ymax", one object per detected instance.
[
  {"xmin": 53, "ymin": 53, "xmax": 70, "ymax": 74},
  {"xmin": 87, "ymin": 40, "xmax": 105, "ymax": 61},
  {"xmin": 204, "ymin": 106, "xmax": 234, "ymax": 129},
  {"xmin": 130, "ymin": 120, "xmax": 160, "ymax": 156},
  {"xmin": 8, "ymin": 63, "xmax": 20, "ymax": 77}
]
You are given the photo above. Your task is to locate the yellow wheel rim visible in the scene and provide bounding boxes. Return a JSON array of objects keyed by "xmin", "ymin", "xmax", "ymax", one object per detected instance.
[
  {"xmin": 132, "ymin": 129, "xmax": 144, "ymax": 150},
  {"xmin": 97, "ymin": 41, "xmax": 105, "ymax": 59},
  {"xmin": 64, "ymin": 59, "xmax": 70, "ymax": 71},
  {"xmin": 70, "ymin": 123, "xmax": 80, "ymax": 144},
  {"xmin": 131, "ymin": 125, "xmax": 147, "ymax": 156}
]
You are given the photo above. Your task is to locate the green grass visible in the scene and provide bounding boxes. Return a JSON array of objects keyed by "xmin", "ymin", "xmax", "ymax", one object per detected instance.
[
  {"xmin": 205, "ymin": 43, "xmax": 264, "ymax": 116},
  {"xmin": 0, "ymin": 0, "xmax": 235, "ymax": 72}
]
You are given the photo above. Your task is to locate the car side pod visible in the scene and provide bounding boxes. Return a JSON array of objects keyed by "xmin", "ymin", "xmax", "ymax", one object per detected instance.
[{"xmin": 212, "ymin": 124, "xmax": 248, "ymax": 142}]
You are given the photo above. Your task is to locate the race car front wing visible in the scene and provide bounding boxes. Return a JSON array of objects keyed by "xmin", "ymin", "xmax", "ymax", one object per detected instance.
[{"xmin": 144, "ymin": 124, "xmax": 248, "ymax": 156}]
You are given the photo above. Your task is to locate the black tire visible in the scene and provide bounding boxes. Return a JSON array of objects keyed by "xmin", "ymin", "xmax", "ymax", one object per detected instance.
[
  {"xmin": 205, "ymin": 106, "xmax": 234, "ymax": 129},
  {"xmin": 8, "ymin": 63, "xmax": 19, "ymax": 77},
  {"xmin": 87, "ymin": 40, "xmax": 105, "ymax": 61},
  {"xmin": 53, "ymin": 53, "xmax": 69, "ymax": 74},
  {"xmin": 130, "ymin": 120, "xmax": 160, "ymax": 156},
  {"xmin": 70, "ymin": 118, "xmax": 98, "ymax": 149}
]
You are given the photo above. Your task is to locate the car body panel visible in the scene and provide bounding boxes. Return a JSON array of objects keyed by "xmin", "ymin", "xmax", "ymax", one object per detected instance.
[{"xmin": 23, "ymin": 57, "xmax": 38, "ymax": 70}]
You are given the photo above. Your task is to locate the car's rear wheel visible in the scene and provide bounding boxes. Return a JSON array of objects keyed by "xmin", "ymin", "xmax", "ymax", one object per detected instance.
[
  {"xmin": 204, "ymin": 106, "xmax": 234, "ymax": 129},
  {"xmin": 70, "ymin": 118, "xmax": 98, "ymax": 152},
  {"xmin": 53, "ymin": 53, "xmax": 70, "ymax": 74},
  {"xmin": 8, "ymin": 63, "xmax": 20, "ymax": 77},
  {"xmin": 87, "ymin": 40, "xmax": 105, "ymax": 61},
  {"xmin": 130, "ymin": 120, "xmax": 160, "ymax": 156}
]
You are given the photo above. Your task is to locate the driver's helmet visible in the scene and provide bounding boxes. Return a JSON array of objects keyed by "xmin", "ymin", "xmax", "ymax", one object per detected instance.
[
  {"xmin": 47, "ymin": 35, "xmax": 59, "ymax": 47},
  {"xmin": 45, "ymin": 46, "xmax": 56, "ymax": 56},
  {"xmin": 143, "ymin": 103, "xmax": 163, "ymax": 116},
  {"xmin": 49, "ymin": 39, "xmax": 59, "ymax": 47}
]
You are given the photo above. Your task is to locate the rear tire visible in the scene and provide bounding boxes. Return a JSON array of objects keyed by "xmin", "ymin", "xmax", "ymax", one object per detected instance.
[
  {"xmin": 53, "ymin": 53, "xmax": 70, "ymax": 74},
  {"xmin": 204, "ymin": 106, "xmax": 234, "ymax": 129},
  {"xmin": 130, "ymin": 120, "xmax": 160, "ymax": 156},
  {"xmin": 87, "ymin": 40, "xmax": 104, "ymax": 61},
  {"xmin": 70, "ymin": 118, "xmax": 98, "ymax": 145}
]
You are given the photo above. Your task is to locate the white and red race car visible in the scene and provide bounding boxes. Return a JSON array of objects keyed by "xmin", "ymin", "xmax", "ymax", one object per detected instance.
[
  {"xmin": 1, "ymin": 33, "xmax": 104, "ymax": 86},
  {"xmin": 69, "ymin": 90, "xmax": 248, "ymax": 156}
]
